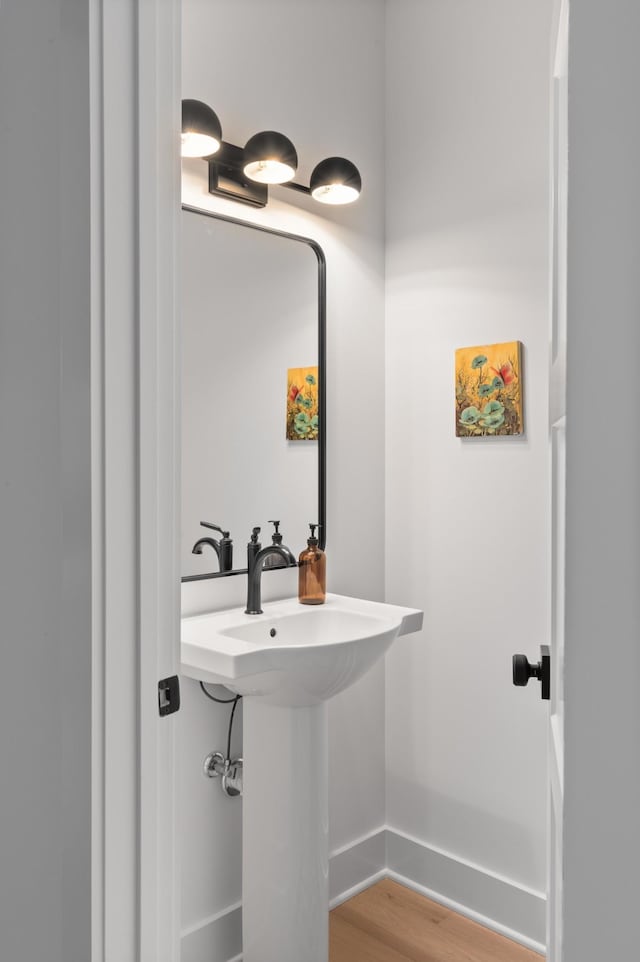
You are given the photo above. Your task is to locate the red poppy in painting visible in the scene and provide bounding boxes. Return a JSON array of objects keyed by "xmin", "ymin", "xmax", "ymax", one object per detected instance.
[
  {"xmin": 289, "ymin": 385, "xmax": 300, "ymax": 401},
  {"xmin": 491, "ymin": 362, "xmax": 516, "ymax": 385}
]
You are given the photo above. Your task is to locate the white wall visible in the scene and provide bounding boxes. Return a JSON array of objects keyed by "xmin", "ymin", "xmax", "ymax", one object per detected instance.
[
  {"xmin": 0, "ymin": 1, "xmax": 92, "ymax": 960},
  {"xmin": 384, "ymin": 0, "xmax": 552, "ymax": 943},
  {"xmin": 180, "ymin": 1, "xmax": 387, "ymax": 953}
]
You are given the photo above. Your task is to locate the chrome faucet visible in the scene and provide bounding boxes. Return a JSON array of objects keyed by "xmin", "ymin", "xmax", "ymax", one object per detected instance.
[
  {"xmin": 192, "ymin": 522, "xmax": 233, "ymax": 573},
  {"xmin": 245, "ymin": 529, "xmax": 297, "ymax": 615}
]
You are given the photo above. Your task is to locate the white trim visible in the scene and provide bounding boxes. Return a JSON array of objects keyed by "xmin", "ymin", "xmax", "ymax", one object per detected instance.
[
  {"xmin": 386, "ymin": 828, "xmax": 546, "ymax": 951},
  {"xmin": 387, "ymin": 825, "xmax": 546, "ymax": 901},
  {"xmin": 386, "ymin": 870, "xmax": 545, "ymax": 956},
  {"xmin": 92, "ymin": 0, "xmax": 181, "ymax": 958},
  {"xmin": 548, "ymin": 5, "xmax": 568, "ymax": 958},
  {"xmin": 89, "ymin": 0, "xmax": 106, "ymax": 957},
  {"xmin": 329, "ymin": 823, "xmax": 386, "ymax": 859},
  {"xmin": 100, "ymin": 0, "xmax": 140, "ymax": 957},
  {"xmin": 329, "ymin": 871, "xmax": 388, "ymax": 910},
  {"xmin": 329, "ymin": 829, "xmax": 387, "ymax": 904},
  {"xmin": 550, "ymin": 711, "xmax": 564, "ymax": 801},
  {"xmin": 554, "ymin": 0, "xmax": 569, "ymax": 79},
  {"xmin": 180, "ymin": 905, "xmax": 243, "ymax": 962},
  {"xmin": 137, "ymin": 0, "xmax": 181, "ymax": 959},
  {"xmin": 181, "ymin": 901, "xmax": 244, "ymax": 938}
]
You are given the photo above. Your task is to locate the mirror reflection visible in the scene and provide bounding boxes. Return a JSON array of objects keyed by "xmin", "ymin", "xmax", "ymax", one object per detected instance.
[{"xmin": 181, "ymin": 208, "xmax": 324, "ymax": 580}]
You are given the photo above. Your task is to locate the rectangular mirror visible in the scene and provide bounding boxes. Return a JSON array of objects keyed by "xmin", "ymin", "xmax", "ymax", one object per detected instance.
[{"xmin": 181, "ymin": 206, "xmax": 326, "ymax": 580}]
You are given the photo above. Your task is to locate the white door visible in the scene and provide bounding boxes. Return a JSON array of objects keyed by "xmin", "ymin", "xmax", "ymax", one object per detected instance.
[
  {"xmin": 561, "ymin": 1, "xmax": 640, "ymax": 958},
  {"xmin": 547, "ymin": 0, "xmax": 568, "ymax": 957}
]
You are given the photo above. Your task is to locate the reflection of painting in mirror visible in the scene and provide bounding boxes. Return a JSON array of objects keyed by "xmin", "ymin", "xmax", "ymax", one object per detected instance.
[
  {"xmin": 455, "ymin": 341, "xmax": 523, "ymax": 437},
  {"xmin": 287, "ymin": 366, "xmax": 318, "ymax": 440},
  {"xmin": 181, "ymin": 209, "xmax": 320, "ymax": 579}
]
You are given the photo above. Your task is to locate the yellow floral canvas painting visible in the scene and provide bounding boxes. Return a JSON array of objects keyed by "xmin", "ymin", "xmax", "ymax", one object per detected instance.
[
  {"xmin": 287, "ymin": 366, "xmax": 319, "ymax": 440},
  {"xmin": 455, "ymin": 342, "xmax": 523, "ymax": 437}
]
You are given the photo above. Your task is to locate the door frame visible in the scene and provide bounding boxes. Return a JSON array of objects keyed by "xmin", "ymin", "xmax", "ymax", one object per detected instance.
[
  {"xmin": 91, "ymin": 1, "xmax": 181, "ymax": 959},
  {"xmin": 547, "ymin": 1, "xmax": 569, "ymax": 958}
]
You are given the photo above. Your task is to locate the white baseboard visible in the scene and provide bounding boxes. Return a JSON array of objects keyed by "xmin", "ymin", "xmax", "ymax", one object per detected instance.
[
  {"xmin": 386, "ymin": 827, "xmax": 546, "ymax": 953},
  {"xmin": 329, "ymin": 825, "xmax": 387, "ymax": 906},
  {"xmin": 181, "ymin": 825, "xmax": 546, "ymax": 962},
  {"xmin": 180, "ymin": 902, "xmax": 242, "ymax": 962}
]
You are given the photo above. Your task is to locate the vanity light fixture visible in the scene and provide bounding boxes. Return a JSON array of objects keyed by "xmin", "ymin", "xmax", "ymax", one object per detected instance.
[
  {"xmin": 181, "ymin": 99, "xmax": 222, "ymax": 158},
  {"xmin": 243, "ymin": 130, "xmax": 298, "ymax": 184},
  {"xmin": 181, "ymin": 99, "xmax": 361, "ymax": 209},
  {"xmin": 310, "ymin": 157, "xmax": 362, "ymax": 205}
]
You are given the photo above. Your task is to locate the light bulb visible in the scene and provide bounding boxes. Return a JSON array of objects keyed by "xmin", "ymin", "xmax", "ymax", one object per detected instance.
[
  {"xmin": 244, "ymin": 159, "xmax": 296, "ymax": 184},
  {"xmin": 181, "ymin": 131, "xmax": 221, "ymax": 158}
]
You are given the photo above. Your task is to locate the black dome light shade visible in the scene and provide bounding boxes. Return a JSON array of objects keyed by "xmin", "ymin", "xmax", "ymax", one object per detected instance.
[
  {"xmin": 243, "ymin": 131, "xmax": 298, "ymax": 184},
  {"xmin": 310, "ymin": 157, "xmax": 362, "ymax": 205},
  {"xmin": 181, "ymin": 99, "xmax": 222, "ymax": 158}
]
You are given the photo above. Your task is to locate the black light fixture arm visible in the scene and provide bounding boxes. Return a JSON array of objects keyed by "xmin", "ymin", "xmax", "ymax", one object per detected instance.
[{"xmin": 280, "ymin": 181, "xmax": 311, "ymax": 196}]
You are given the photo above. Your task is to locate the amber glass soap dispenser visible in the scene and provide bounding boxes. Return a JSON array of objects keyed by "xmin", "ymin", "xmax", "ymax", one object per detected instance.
[{"xmin": 298, "ymin": 524, "xmax": 326, "ymax": 605}]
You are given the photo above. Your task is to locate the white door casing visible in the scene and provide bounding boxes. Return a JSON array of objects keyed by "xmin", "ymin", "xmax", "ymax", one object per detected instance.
[
  {"xmin": 547, "ymin": 1, "xmax": 568, "ymax": 958},
  {"xmin": 91, "ymin": 1, "xmax": 181, "ymax": 959},
  {"xmin": 137, "ymin": 0, "xmax": 182, "ymax": 959}
]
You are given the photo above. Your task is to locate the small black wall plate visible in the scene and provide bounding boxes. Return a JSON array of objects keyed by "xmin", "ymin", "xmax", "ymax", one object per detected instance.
[{"xmin": 208, "ymin": 143, "xmax": 268, "ymax": 208}]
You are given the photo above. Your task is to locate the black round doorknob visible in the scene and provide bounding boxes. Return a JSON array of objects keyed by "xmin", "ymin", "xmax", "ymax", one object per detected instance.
[
  {"xmin": 512, "ymin": 653, "xmax": 541, "ymax": 687},
  {"xmin": 512, "ymin": 647, "xmax": 550, "ymax": 700}
]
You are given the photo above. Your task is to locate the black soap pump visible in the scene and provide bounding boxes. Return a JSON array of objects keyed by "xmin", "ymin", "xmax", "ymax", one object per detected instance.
[
  {"xmin": 264, "ymin": 520, "xmax": 285, "ymax": 568},
  {"xmin": 298, "ymin": 524, "xmax": 326, "ymax": 605}
]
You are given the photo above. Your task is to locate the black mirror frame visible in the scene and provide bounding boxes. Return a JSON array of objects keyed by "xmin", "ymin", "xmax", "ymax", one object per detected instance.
[{"xmin": 180, "ymin": 204, "xmax": 326, "ymax": 582}]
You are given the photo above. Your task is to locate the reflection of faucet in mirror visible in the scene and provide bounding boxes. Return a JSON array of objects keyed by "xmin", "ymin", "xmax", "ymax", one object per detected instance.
[
  {"xmin": 191, "ymin": 522, "xmax": 234, "ymax": 573},
  {"xmin": 245, "ymin": 528, "xmax": 297, "ymax": 615},
  {"xmin": 264, "ymin": 520, "xmax": 286, "ymax": 569}
]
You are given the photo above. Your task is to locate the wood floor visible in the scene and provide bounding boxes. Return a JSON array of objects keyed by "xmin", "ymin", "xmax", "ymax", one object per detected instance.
[{"xmin": 329, "ymin": 879, "xmax": 544, "ymax": 962}]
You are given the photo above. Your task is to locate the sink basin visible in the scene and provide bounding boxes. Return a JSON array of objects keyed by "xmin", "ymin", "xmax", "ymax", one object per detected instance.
[
  {"xmin": 181, "ymin": 591, "xmax": 423, "ymax": 962},
  {"xmin": 181, "ymin": 592, "xmax": 423, "ymax": 707}
]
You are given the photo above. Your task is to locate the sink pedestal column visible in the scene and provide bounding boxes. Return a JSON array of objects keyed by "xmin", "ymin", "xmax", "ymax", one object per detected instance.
[{"xmin": 242, "ymin": 698, "xmax": 329, "ymax": 962}]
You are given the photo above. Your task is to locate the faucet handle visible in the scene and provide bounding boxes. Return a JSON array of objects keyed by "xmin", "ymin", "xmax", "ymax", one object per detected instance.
[
  {"xmin": 247, "ymin": 527, "xmax": 262, "ymax": 566},
  {"xmin": 200, "ymin": 521, "xmax": 231, "ymax": 539}
]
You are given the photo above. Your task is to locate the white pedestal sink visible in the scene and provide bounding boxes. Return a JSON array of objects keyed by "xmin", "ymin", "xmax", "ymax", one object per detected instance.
[{"xmin": 181, "ymin": 593, "xmax": 423, "ymax": 962}]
